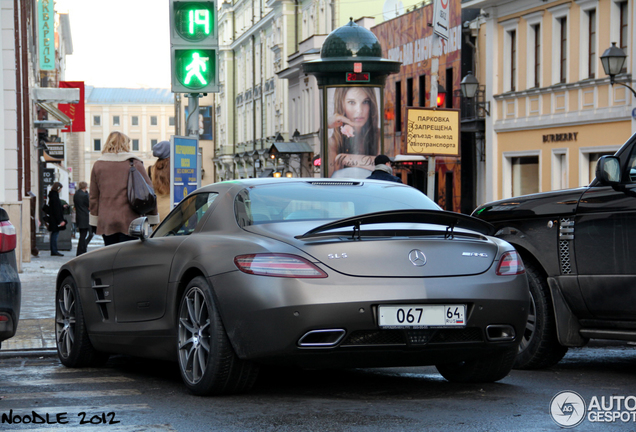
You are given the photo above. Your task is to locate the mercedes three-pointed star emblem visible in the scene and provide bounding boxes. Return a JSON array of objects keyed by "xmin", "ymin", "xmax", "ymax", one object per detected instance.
[{"xmin": 408, "ymin": 249, "xmax": 427, "ymax": 266}]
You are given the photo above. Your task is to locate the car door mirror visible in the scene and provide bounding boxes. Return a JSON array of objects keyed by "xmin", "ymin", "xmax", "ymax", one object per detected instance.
[
  {"xmin": 596, "ymin": 156, "xmax": 621, "ymax": 186},
  {"xmin": 128, "ymin": 216, "xmax": 151, "ymax": 240}
]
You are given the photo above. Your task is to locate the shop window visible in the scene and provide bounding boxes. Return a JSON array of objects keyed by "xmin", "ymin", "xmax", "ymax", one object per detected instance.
[{"xmin": 511, "ymin": 156, "xmax": 539, "ymax": 197}]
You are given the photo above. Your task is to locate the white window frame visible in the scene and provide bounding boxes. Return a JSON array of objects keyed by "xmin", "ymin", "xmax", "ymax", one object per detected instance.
[
  {"xmin": 150, "ymin": 116, "xmax": 158, "ymax": 126},
  {"xmin": 549, "ymin": 3, "xmax": 571, "ymax": 85},
  {"xmin": 93, "ymin": 115, "xmax": 101, "ymax": 126},
  {"xmin": 132, "ymin": 116, "xmax": 139, "ymax": 126},
  {"xmin": 577, "ymin": 0, "xmax": 599, "ymax": 80},
  {"xmin": 501, "ymin": 18, "xmax": 519, "ymax": 93},
  {"xmin": 551, "ymin": 148, "xmax": 568, "ymax": 191},
  {"xmin": 502, "ymin": 150, "xmax": 541, "ymax": 199},
  {"xmin": 113, "ymin": 115, "xmax": 120, "ymax": 126},
  {"xmin": 524, "ymin": 11, "xmax": 544, "ymax": 89}
]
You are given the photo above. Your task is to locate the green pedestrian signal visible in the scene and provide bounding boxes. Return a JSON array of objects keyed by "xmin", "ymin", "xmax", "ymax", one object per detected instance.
[{"xmin": 170, "ymin": 1, "xmax": 219, "ymax": 93}]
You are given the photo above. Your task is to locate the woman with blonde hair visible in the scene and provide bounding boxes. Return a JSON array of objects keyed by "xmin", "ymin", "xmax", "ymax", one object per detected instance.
[
  {"xmin": 327, "ymin": 87, "xmax": 380, "ymax": 175},
  {"xmin": 150, "ymin": 140, "xmax": 171, "ymax": 222},
  {"xmin": 89, "ymin": 131, "xmax": 159, "ymax": 245}
]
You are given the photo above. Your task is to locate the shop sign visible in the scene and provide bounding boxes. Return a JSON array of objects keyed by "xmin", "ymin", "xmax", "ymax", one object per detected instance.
[{"xmin": 543, "ymin": 132, "xmax": 578, "ymax": 143}]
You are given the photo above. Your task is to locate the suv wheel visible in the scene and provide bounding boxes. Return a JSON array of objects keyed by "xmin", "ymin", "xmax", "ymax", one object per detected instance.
[{"xmin": 514, "ymin": 261, "xmax": 568, "ymax": 369}]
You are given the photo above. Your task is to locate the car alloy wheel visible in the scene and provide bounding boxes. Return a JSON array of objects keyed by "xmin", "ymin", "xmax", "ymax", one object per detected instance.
[
  {"xmin": 518, "ymin": 291, "xmax": 537, "ymax": 354},
  {"xmin": 56, "ymin": 281, "xmax": 76, "ymax": 360},
  {"xmin": 178, "ymin": 285, "xmax": 211, "ymax": 385},
  {"xmin": 55, "ymin": 276, "xmax": 108, "ymax": 367},
  {"xmin": 177, "ymin": 276, "xmax": 259, "ymax": 395}
]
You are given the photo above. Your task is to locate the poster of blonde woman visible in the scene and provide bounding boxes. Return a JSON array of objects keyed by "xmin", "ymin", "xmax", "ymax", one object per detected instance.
[{"xmin": 326, "ymin": 86, "xmax": 382, "ymax": 178}]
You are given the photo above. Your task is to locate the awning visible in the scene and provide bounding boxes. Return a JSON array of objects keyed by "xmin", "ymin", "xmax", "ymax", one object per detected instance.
[
  {"xmin": 258, "ymin": 169, "xmax": 274, "ymax": 178},
  {"xmin": 32, "ymin": 87, "xmax": 80, "ymax": 103},
  {"xmin": 268, "ymin": 142, "xmax": 314, "ymax": 154},
  {"xmin": 36, "ymin": 102, "xmax": 72, "ymax": 125}
]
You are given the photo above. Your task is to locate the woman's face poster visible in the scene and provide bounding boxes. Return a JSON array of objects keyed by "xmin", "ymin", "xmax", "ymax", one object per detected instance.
[{"xmin": 326, "ymin": 86, "xmax": 382, "ymax": 178}]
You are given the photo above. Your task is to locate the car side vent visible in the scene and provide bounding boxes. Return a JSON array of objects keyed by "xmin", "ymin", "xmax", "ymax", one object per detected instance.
[
  {"xmin": 559, "ymin": 217, "xmax": 573, "ymax": 274},
  {"xmin": 92, "ymin": 280, "xmax": 112, "ymax": 321},
  {"xmin": 307, "ymin": 181, "xmax": 361, "ymax": 186}
]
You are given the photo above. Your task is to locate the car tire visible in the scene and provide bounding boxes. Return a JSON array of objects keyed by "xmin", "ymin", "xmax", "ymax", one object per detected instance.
[
  {"xmin": 435, "ymin": 347, "xmax": 517, "ymax": 383},
  {"xmin": 177, "ymin": 276, "xmax": 259, "ymax": 395},
  {"xmin": 514, "ymin": 261, "xmax": 568, "ymax": 370},
  {"xmin": 56, "ymin": 276, "xmax": 109, "ymax": 367}
]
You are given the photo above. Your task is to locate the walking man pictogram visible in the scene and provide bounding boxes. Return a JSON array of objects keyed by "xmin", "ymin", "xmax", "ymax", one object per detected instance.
[{"xmin": 184, "ymin": 52, "xmax": 209, "ymax": 85}]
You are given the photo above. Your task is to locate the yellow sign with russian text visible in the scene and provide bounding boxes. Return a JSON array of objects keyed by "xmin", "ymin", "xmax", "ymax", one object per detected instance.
[{"xmin": 406, "ymin": 108, "xmax": 460, "ymax": 156}]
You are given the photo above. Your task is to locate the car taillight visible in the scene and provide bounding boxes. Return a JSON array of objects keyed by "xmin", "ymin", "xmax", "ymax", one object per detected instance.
[
  {"xmin": 0, "ymin": 221, "xmax": 17, "ymax": 253},
  {"xmin": 234, "ymin": 254, "xmax": 327, "ymax": 278},
  {"xmin": 496, "ymin": 251, "xmax": 525, "ymax": 276}
]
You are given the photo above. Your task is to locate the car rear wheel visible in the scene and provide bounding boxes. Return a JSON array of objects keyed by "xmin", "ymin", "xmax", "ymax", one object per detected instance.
[
  {"xmin": 55, "ymin": 276, "xmax": 109, "ymax": 367},
  {"xmin": 514, "ymin": 261, "xmax": 568, "ymax": 370},
  {"xmin": 177, "ymin": 276, "xmax": 259, "ymax": 395},
  {"xmin": 435, "ymin": 347, "xmax": 517, "ymax": 383}
]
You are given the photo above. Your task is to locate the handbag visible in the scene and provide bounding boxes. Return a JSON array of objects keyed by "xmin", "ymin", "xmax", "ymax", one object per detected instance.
[{"xmin": 127, "ymin": 159, "xmax": 157, "ymax": 215}]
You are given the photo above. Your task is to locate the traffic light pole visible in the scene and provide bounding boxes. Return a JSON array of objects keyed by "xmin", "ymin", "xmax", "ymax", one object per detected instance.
[{"xmin": 186, "ymin": 93, "xmax": 200, "ymax": 136}]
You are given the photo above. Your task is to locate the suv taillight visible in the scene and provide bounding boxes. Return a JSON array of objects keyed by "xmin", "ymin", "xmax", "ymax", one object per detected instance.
[
  {"xmin": 0, "ymin": 220, "xmax": 17, "ymax": 253},
  {"xmin": 496, "ymin": 251, "xmax": 525, "ymax": 276}
]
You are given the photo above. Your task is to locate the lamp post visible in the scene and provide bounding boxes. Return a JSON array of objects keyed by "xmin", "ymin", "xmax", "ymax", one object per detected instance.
[
  {"xmin": 600, "ymin": 43, "xmax": 636, "ymax": 97},
  {"xmin": 460, "ymin": 71, "xmax": 490, "ymax": 116}
]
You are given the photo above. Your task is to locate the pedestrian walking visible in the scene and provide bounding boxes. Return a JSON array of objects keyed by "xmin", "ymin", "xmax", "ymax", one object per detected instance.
[
  {"xmin": 89, "ymin": 131, "xmax": 159, "ymax": 246},
  {"xmin": 366, "ymin": 155, "xmax": 403, "ymax": 183},
  {"xmin": 73, "ymin": 181, "xmax": 93, "ymax": 256},
  {"xmin": 149, "ymin": 140, "xmax": 171, "ymax": 223},
  {"xmin": 47, "ymin": 182, "xmax": 67, "ymax": 256}
]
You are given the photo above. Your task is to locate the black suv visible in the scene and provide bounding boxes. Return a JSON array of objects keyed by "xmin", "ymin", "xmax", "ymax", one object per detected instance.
[
  {"xmin": 0, "ymin": 206, "xmax": 21, "ymax": 347},
  {"xmin": 473, "ymin": 136, "xmax": 636, "ymax": 369}
]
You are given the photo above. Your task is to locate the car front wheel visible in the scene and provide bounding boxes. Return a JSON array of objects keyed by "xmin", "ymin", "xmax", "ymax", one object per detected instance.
[
  {"xmin": 55, "ymin": 276, "xmax": 108, "ymax": 367},
  {"xmin": 514, "ymin": 261, "xmax": 568, "ymax": 370},
  {"xmin": 177, "ymin": 276, "xmax": 259, "ymax": 395},
  {"xmin": 435, "ymin": 347, "xmax": 517, "ymax": 383}
]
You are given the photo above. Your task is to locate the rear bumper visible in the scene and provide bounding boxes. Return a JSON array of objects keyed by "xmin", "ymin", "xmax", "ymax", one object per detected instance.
[
  {"xmin": 0, "ymin": 253, "xmax": 21, "ymax": 342},
  {"xmin": 210, "ymin": 271, "xmax": 530, "ymax": 366}
]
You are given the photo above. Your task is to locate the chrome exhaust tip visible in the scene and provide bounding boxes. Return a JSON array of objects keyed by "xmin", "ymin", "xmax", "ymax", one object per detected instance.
[
  {"xmin": 486, "ymin": 325, "xmax": 516, "ymax": 341},
  {"xmin": 298, "ymin": 329, "xmax": 346, "ymax": 347}
]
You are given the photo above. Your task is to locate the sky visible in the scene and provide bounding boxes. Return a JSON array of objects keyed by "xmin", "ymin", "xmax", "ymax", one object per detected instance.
[{"xmin": 56, "ymin": 0, "xmax": 172, "ymax": 89}]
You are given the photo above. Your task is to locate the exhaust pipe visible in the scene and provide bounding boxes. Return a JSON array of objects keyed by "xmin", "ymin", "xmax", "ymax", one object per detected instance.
[
  {"xmin": 298, "ymin": 329, "xmax": 346, "ymax": 347},
  {"xmin": 486, "ymin": 325, "xmax": 516, "ymax": 341}
]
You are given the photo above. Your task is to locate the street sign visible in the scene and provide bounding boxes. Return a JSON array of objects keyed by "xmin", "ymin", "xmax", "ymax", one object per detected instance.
[
  {"xmin": 405, "ymin": 107, "xmax": 460, "ymax": 156},
  {"xmin": 170, "ymin": 136, "xmax": 201, "ymax": 209},
  {"xmin": 169, "ymin": 0, "xmax": 219, "ymax": 93},
  {"xmin": 432, "ymin": 0, "xmax": 450, "ymax": 41}
]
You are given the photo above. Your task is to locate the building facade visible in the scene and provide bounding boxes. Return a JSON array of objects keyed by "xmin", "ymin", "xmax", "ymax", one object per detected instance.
[{"xmin": 463, "ymin": 0, "xmax": 634, "ymax": 204}]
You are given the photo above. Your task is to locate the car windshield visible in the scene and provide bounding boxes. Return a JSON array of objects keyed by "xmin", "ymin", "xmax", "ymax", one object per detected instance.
[{"xmin": 234, "ymin": 181, "xmax": 441, "ymax": 226}]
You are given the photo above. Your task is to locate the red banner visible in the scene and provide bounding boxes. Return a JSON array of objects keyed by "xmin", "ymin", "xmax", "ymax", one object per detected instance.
[{"xmin": 58, "ymin": 81, "xmax": 85, "ymax": 132}]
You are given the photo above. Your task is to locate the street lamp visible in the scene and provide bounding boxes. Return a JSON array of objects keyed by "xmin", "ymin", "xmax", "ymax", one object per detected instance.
[
  {"xmin": 460, "ymin": 71, "xmax": 490, "ymax": 116},
  {"xmin": 436, "ymin": 84, "xmax": 446, "ymax": 107},
  {"xmin": 600, "ymin": 42, "xmax": 636, "ymax": 97}
]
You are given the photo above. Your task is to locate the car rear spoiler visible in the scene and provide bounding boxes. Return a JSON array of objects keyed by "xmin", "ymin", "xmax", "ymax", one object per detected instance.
[{"xmin": 295, "ymin": 209, "xmax": 496, "ymax": 240}]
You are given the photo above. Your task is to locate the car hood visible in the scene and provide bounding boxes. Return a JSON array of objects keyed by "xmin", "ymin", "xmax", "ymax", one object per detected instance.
[
  {"xmin": 472, "ymin": 187, "xmax": 587, "ymax": 223},
  {"xmin": 244, "ymin": 211, "xmax": 500, "ymax": 277}
]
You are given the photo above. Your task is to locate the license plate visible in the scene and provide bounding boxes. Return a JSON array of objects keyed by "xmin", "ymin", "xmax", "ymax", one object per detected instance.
[{"xmin": 378, "ymin": 305, "xmax": 466, "ymax": 328}]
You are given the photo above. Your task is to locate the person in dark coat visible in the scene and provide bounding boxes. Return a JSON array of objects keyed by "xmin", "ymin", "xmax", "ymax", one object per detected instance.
[
  {"xmin": 48, "ymin": 182, "xmax": 67, "ymax": 256},
  {"xmin": 366, "ymin": 155, "xmax": 402, "ymax": 183},
  {"xmin": 73, "ymin": 181, "xmax": 93, "ymax": 256}
]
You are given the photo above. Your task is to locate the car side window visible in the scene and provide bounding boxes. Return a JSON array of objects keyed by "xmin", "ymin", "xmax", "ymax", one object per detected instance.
[
  {"xmin": 627, "ymin": 147, "xmax": 636, "ymax": 183},
  {"xmin": 153, "ymin": 192, "xmax": 218, "ymax": 237}
]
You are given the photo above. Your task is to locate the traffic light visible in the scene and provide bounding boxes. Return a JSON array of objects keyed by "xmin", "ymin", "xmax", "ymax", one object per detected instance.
[{"xmin": 170, "ymin": 1, "xmax": 219, "ymax": 93}]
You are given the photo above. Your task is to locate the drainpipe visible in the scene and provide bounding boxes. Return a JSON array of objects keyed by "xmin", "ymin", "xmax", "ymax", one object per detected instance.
[
  {"xmin": 22, "ymin": 0, "xmax": 32, "ymax": 196},
  {"xmin": 252, "ymin": 35, "xmax": 256, "ymax": 149},
  {"xmin": 13, "ymin": 0, "xmax": 23, "ymax": 201}
]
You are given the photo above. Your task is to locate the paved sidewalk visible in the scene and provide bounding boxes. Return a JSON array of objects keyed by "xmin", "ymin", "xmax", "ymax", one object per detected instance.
[{"xmin": 0, "ymin": 235, "xmax": 104, "ymax": 352}]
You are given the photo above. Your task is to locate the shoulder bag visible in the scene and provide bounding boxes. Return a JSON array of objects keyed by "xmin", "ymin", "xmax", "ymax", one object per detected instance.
[{"xmin": 127, "ymin": 159, "xmax": 157, "ymax": 215}]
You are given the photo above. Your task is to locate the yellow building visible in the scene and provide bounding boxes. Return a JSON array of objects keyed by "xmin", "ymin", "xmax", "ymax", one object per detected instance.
[{"xmin": 463, "ymin": 0, "xmax": 633, "ymax": 204}]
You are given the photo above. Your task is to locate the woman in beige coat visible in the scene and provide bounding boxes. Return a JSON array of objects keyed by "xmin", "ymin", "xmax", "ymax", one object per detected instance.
[{"xmin": 89, "ymin": 131, "xmax": 159, "ymax": 246}]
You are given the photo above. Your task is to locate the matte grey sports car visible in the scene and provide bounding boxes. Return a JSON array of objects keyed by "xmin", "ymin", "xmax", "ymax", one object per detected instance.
[{"xmin": 55, "ymin": 178, "xmax": 529, "ymax": 395}]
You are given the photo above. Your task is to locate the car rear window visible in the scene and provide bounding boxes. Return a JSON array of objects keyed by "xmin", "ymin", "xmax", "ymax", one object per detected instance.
[{"xmin": 234, "ymin": 182, "xmax": 440, "ymax": 225}]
